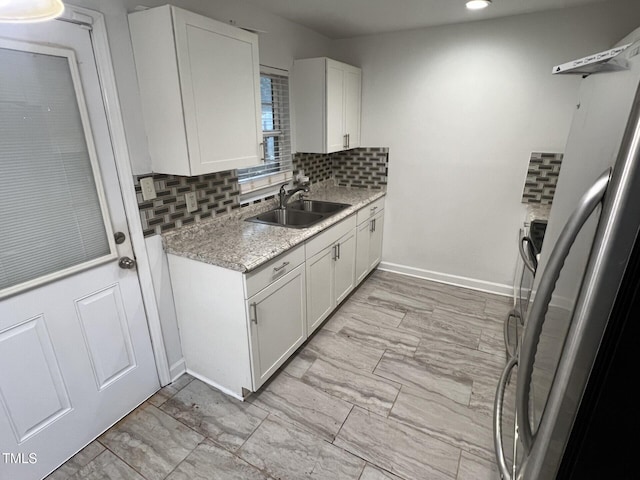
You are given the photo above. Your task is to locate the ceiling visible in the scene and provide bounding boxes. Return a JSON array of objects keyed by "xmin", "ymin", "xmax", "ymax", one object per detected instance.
[{"xmin": 241, "ymin": 0, "xmax": 612, "ymax": 39}]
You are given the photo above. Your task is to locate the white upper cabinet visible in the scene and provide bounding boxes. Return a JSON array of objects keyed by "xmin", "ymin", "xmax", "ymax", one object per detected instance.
[
  {"xmin": 292, "ymin": 57, "xmax": 361, "ymax": 154},
  {"xmin": 129, "ymin": 5, "xmax": 263, "ymax": 176}
]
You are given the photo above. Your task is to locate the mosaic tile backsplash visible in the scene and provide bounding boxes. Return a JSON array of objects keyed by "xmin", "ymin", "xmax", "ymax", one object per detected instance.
[
  {"xmin": 522, "ymin": 152, "xmax": 563, "ymax": 205},
  {"xmin": 134, "ymin": 171, "xmax": 240, "ymax": 237},
  {"xmin": 332, "ymin": 147, "xmax": 388, "ymax": 189},
  {"xmin": 136, "ymin": 147, "xmax": 389, "ymax": 236}
]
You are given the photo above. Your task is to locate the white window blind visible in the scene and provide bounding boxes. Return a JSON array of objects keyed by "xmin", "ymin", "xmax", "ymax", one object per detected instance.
[
  {"xmin": 238, "ymin": 69, "xmax": 292, "ymax": 193},
  {"xmin": 0, "ymin": 46, "xmax": 111, "ymax": 294}
]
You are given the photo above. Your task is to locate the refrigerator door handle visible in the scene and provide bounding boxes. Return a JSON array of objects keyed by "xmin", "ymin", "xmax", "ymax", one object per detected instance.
[
  {"xmin": 516, "ymin": 169, "xmax": 611, "ymax": 454},
  {"xmin": 519, "ymin": 236, "xmax": 537, "ymax": 274},
  {"xmin": 494, "ymin": 355, "xmax": 519, "ymax": 480}
]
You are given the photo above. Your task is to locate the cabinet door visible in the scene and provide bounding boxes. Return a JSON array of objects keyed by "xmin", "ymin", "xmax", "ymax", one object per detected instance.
[
  {"xmin": 248, "ymin": 265, "xmax": 306, "ymax": 390},
  {"xmin": 306, "ymin": 245, "xmax": 335, "ymax": 334},
  {"xmin": 173, "ymin": 7, "xmax": 262, "ymax": 175},
  {"xmin": 335, "ymin": 230, "xmax": 357, "ymax": 305},
  {"xmin": 344, "ymin": 66, "xmax": 361, "ymax": 149},
  {"xmin": 369, "ymin": 211, "xmax": 385, "ymax": 272},
  {"xmin": 326, "ymin": 60, "xmax": 345, "ymax": 153},
  {"xmin": 356, "ymin": 219, "xmax": 372, "ymax": 285}
]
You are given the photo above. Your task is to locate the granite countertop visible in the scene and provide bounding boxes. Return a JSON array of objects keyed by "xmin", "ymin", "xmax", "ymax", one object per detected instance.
[
  {"xmin": 525, "ymin": 203, "xmax": 552, "ymax": 224},
  {"xmin": 162, "ymin": 182, "xmax": 386, "ymax": 273}
]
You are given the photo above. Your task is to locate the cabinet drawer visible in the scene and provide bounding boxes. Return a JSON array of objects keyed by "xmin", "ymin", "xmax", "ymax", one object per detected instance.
[
  {"xmin": 305, "ymin": 215, "xmax": 356, "ymax": 259},
  {"xmin": 245, "ymin": 244, "xmax": 305, "ymax": 298},
  {"xmin": 357, "ymin": 197, "xmax": 385, "ymax": 225}
]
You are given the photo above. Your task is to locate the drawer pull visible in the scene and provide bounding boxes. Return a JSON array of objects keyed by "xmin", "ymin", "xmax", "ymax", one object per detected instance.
[
  {"xmin": 250, "ymin": 303, "xmax": 258, "ymax": 324},
  {"xmin": 273, "ymin": 261, "xmax": 290, "ymax": 272},
  {"xmin": 370, "ymin": 206, "xmax": 378, "ymax": 214},
  {"xmin": 336, "ymin": 242, "xmax": 341, "ymax": 260}
]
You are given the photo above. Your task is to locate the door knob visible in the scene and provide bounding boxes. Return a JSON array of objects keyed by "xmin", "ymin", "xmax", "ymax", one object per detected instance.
[{"xmin": 118, "ymin": 257, "xmax": 136, "ymax": 269}]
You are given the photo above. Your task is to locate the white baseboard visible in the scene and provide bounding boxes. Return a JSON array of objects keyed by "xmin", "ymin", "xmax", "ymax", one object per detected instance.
[
  {"xmin": 378, "ymin": 261, "xmax": 513, "ymax": 298},
  {"xmin": 185, "ymin": 369, "xmax": 245, "ymax": 401},
  {"xmin": 169, "ymin": 359, "xmax": 186, "ymax": 383}
]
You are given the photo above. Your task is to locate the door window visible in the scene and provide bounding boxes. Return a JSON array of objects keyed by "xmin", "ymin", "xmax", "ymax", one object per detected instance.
[{"xmin": 0, "ymin": 41, "xmax": 115, "ymax": 298}]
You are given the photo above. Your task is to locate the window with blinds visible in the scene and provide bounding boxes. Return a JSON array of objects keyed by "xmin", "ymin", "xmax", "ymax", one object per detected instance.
[
  {"xmin": 237, "ymin": 69, "xmax": 292, "ymax": 193},
  {"xmin": 0, "ymin": 45, "xmax": 113, "ymax": 297}
]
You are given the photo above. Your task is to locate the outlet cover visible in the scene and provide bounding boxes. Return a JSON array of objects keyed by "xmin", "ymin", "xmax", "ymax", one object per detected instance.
[
  {"xmin": 185, "ymin": 192, "xmax": 198, "ymax": 213},
  {"xmin": 140, "ymin": 177, "xmax": 157, "ymax": 201}
]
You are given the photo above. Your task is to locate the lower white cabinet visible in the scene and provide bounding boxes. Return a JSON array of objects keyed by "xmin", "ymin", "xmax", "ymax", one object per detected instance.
[
  {"xmin": 167, "ymin": 244, "xmax": 306, "ymax": 399},
  {"xmin": 356, "ymin": 199, "xmax": 385, "ymax": 284},
  {"xmin": 167, "ymin": 196, "xmax": 384, "ymax": 399},
  {"xmin": 305, "ymin": 217, "xmax": 357, "ymax": 334},
  {"xmin": 247, "ymin": 264, "xmax": 306, "ymax": 390}
]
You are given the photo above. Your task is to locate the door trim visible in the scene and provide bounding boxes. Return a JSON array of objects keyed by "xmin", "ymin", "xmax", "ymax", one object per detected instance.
[{"xmin": 59, "ymin": 4, "xmax": 171, "ymax": 385}]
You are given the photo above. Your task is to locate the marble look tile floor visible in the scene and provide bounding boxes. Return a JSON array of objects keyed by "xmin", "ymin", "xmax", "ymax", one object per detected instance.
[{"xmin": 47, "ymin": 270, "xmax": 511, "ymax": 480}]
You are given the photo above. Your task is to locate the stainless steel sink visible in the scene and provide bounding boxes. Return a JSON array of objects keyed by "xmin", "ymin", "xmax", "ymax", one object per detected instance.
[
  {"xmin": 286, "ymin": 199, "xmax": 350, "ymax": 215},
  {"xmin": 247, "ymin": 208, "xmax": 324, "ymax": 228},
  {"xmin": 246, "ymin": 200, "xmax": 351, "ymax": 228}
]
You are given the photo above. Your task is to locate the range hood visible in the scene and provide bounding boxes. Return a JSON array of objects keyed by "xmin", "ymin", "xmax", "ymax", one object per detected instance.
[{"xmin": 552, "ymin": 43, "xmax": 632, "ymax": 75}]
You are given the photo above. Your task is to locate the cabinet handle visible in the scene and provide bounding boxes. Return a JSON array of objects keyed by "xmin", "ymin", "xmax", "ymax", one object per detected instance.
[
  {"xmin": 373, "ymin": 218, "xmax": 376, "ymax": 232},
  {"xmin": 336, "ymin": 243, "xmax": 341, "ymax": 260},
  {"xmin": 343, "ymin": 134, "xmax": 348, "ymax": 148},
  {"xmin": 347, "ymin": 133, "xmax": 350, "ymax": 148},
  {"xmin": 273, "ymin": 261, "xmax": 290, "ymax": 272},
  {"xmin": 332, "ymin": 245, "xmax": 337, "ymax": 261},
  {"xmin": 250, "ymin": 302, "xmax": 258, "ymax": 324},
  {"xmin": 370, "ymin": 219, "xmax": 374, "ymax": 233}
]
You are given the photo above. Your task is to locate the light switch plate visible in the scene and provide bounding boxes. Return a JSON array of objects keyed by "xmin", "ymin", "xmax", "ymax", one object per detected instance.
[
  {"xmin": 185, "ymin": 192, "xmax": 198, "ymax": 213},
  {"xmin": 140, "ymin": 177, "xmax": 157, "ymax": 201}
]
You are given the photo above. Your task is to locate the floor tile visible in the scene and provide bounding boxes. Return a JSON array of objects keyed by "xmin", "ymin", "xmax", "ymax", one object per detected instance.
[
  {"xmin": 483, "ymin": 295, "xmax": 513, "ymax": 322},
  {"xmin": 45, "ymin": 441, "xmax": 105, "ymax": 480},
  {"xmin": 374, "ymin": 351, "xmax": 472, "ymax": 405},
  {"xmin": 389, "ymin": 386, "xmax": 493, "ymax": 459},
  {"xmin": 456, "ymin": 451, "xmax": 500, "ymax": 480},
  {"xmin": 477, "ymin": 328, "xmax": 509, "ymax": 360},
  {"xmin": 250, "ymin": 372, "xmax": 352, "ymax": 441},
  {"xmin": 302, "ymin": 330, "xmax": 385, "ymax": 372},
  {"xmin": 148, "ymin": 373, "xmax": 194, "ymax": 407},
  {"xmin": 360, "ymin": 463, "xmax": 405, "ymax": 480},
  {"xmin": 365, "ymin": 288, "xmax": 434, "ymax": 315},
  {"xmin": 282, "ymin": 350, "xmax": 315, "ymax": 378},
  {"xmin": 160, "ymin": 379, "xmax": 267, "ymax": 452},
  {"xmin": 239, "ymin": 415, "xmax": 365, "ymax": 480},
  {"xmin": 337, "ymin": 317, "xmax": 420, "ymax": 355},
  {"xmin": 166, "ymin": 439, "xmax": 270, "ymax": 480},
  {"xmin": 99, "ymin": 403, "xmax": 203, "ymax": 480},
  {"xmin": 370, "ymin": 272, "xmax": 486, "ymax": 316},
  {"xmin": 414, "ymin": 337, "xmax": 504, "ymax": 383},
  {"xmin": 334, "ymin": 407, "xmax": 460, "ymax": 480},
  {"xmin": 400, "ymin": 309, "xmax": 482, "ymax": 350},
  {"xmin": 339, "ymin": 298, "xmax": 406, "ymax": 326},
  {"xmin": 66, "ymin": 451, "xmax": 145, "ymax": 480},
  {"xmin": 301, "ymin": 358, "xmax": 400, "ymax": 417}
]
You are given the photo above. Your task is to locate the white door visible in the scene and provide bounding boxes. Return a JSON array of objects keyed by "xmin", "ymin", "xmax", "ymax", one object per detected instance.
[
  {"xmin": 344, "ymin": 66, "xmax": 361, "ymax": 149},
  {"xmin": 248, "ymin": 265, "xmax": 306, "ymax": 390},
  {"xmin": 0, "ymin": 20, "xmax": 159, "ymax": 480},
  {"xmin": 334, "ymin": 230, "xmax": 356, "ymax": 305},
  {"xmin": 326, "ymin": 60, "xmax": 345, "ymax": 153},
  {"xmin": 306, "ymin": 245, "xmax": 335, "ymax": 334}
]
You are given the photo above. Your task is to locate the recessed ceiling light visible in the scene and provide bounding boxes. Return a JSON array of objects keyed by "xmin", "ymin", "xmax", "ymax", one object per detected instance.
[
  {"xmin": 0, "ymin": 0, "xmax": 64, "ymax": 23},
  {"xmin": 466, "ymin": 0, "xmax": 492, "ymax": 10}
]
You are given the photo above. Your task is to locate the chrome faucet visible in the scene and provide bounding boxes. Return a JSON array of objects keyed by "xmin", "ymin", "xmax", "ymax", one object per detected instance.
[{"xmin": 279, "ymin": 182, "xmax": 310, "ymax": 209}]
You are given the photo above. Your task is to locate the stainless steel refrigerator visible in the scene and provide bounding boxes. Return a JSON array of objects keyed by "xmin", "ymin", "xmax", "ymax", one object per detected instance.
[{"xmin": 494, "ymin": 29, "xmax": 640, "ymax": 479}]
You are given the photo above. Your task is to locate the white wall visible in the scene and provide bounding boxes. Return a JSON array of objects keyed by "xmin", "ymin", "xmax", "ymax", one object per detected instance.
[{"xmin": 332, "ymin": 0, "xmax": 640, "ymax": 294}]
